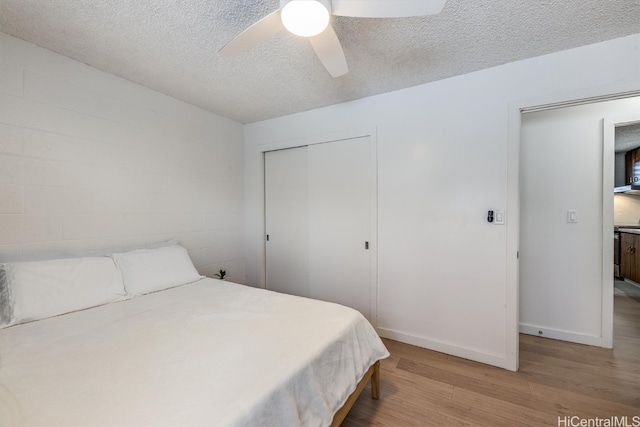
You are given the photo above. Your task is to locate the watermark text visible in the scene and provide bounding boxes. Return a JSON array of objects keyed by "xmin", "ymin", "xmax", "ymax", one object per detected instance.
[{"xmin": 558, "ymin": 416, "xmax": 640, "ymax": 427}]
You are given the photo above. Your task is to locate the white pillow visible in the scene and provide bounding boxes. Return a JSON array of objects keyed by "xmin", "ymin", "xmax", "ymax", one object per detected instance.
[
  {"xmin": 112, "ymin": 245, "xmax": 203, "ymax": 296},
  {"xmin": 0, "ymin": 257, "xmax": 127, "ymax": 328}
]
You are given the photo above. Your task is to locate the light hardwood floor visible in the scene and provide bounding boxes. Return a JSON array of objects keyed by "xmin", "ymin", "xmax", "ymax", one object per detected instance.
[{"xmin": 343, "ymin": 288, "xmax": 640, "ymax": 426}]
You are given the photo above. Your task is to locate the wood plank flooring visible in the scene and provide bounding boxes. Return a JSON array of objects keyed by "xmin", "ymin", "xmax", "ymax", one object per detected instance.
[{"xmin": 343, "ymin": 287, "xmax": 640, "ymax": 426}]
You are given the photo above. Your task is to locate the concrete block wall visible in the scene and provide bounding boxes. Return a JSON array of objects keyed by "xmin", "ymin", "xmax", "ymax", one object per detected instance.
[{"xmin": 0, "ymin": 33, "xmax": 245, "ymax": 282}]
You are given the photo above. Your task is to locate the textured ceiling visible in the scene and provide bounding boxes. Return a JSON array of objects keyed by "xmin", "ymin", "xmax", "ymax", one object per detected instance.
[
  {"xmin": 616, "ymin": 122, "xmax": 640, "ymax": 153},
  {"xmin": 1, "ymin": 0, "xmax": 639, "ymax": 124}
]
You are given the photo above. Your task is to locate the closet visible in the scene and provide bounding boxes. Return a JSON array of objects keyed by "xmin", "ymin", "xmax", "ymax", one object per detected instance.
[{"xmin": 264, "ymin": 136, "xmax": 374, "ymax": 320}]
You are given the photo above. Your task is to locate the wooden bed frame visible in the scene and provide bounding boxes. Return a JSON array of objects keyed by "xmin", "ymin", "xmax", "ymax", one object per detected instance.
[{"xmin": 330, "ymin": 360, "xmax": 381, "ymax": 427}]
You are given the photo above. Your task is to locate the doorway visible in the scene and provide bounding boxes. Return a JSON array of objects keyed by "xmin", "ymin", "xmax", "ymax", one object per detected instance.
[{"xmin": 519, "ymin": 96, "xmax": 640, "ymax": 348}]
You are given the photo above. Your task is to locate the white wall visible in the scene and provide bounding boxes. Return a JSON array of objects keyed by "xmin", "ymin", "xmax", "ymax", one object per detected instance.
[
  {"xmin": 245, "ymin": 34, "xmax": 640, "ymax": 370},
  {"xmin": 0, "ymin": 33, "xmax": 245, "ymax": 282},
  {"xmin": 614, "ymin": 153, "xmax": 626, "ymax": 187},
  {"xmin": 520, "ymin": 97, "xmax": 640, "ymax": 346}
]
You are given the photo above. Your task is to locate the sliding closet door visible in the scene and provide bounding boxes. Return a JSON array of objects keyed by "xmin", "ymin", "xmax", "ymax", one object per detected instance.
[
  {"xmin": 264, "ymin": 137, "xmax": 373, "ymax": 321},
  {"xmin": 264, "ymin": 147, "xmax": 309, "ymax": 296},
  {"xmin": 308, "ymin": 137, "xmax": 372, "ymax": 319}
]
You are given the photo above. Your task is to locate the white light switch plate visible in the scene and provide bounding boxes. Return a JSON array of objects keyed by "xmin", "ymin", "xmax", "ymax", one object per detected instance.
[
  {"xmin": 567, "ymin": 210, "xmax": 578, "ymax": 223},
  {"xmin": 494, "ymin": 210, "xmax": 505, "ymax": 225}
]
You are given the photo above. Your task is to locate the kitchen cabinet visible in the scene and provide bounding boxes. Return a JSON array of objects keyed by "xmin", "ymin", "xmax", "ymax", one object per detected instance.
[
  {"xmin": 625, "ymin": 148, "xmax": 640, "ymax": 185},
  {"xmin": 620, "ymin": 232, "xmax": 640, "ymax": 283}
]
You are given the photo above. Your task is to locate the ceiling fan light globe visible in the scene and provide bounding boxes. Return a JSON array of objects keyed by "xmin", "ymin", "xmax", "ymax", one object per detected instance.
[{"xmin": 281, "ymin": 0, "xmax": 330, "ymax": 37}]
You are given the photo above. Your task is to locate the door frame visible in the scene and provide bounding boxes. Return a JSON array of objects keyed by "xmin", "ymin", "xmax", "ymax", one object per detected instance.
[
  {"xmin": 507, "ymin": 84, "xmax": 640, "ymax": 370},
  {"xmin": 603, "ymin": 112, "xmax": 640, "ymax": 347},
  {"xmin": 258, "ymin": 127, "xmax": 379, "ymax": 326}
]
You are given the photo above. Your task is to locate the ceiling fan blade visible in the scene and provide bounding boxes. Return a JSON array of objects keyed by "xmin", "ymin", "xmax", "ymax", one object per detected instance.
[
  {"xmin": 332, "ymin": 0, "xmax": 447, "ymax": 18},
  {"xmin": 309, "ymin": 24, "xmax": 348, "ymax": 78},
  {"xmin": 219, "ymin": 9, "xmax": 284, "ymax": 56}
]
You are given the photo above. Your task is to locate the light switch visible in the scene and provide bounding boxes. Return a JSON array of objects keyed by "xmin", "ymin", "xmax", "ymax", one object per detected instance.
[
  {"xmin": 567, "ymin": 210, "xmax": 578, "ymax": 223},
  {"xmin": 494, "ymin": 210, "xmax": 505, "ymax": 225}
]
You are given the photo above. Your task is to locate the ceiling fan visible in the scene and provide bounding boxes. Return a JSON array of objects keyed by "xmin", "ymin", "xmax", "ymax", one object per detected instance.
[{"xmin": 220, "ymin": 0, "xmax": 447, "ymax": 78}]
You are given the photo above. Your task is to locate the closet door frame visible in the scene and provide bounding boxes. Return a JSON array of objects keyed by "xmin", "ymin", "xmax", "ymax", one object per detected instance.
[{"xmin": 258, "ymin": 127, "xmax": 379, "ymax": 326}]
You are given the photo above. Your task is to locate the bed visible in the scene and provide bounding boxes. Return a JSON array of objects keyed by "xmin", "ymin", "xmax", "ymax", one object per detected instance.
[{"xmin": 0, "ymin": 244, "xmax": 389, "ymax": 426}]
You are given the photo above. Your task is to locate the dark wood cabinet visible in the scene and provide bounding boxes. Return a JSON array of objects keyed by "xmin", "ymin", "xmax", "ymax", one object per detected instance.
[
  {"xmin": 625, "ymin": 148, "xmax": 640, "ymax": 185},
  {"xmin": 620, "ymin": 232, "xmax": 640, "ymax": 283}
]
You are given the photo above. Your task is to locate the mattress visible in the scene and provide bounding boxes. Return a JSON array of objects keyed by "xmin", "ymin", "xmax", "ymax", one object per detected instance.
[{"xmin": 0, "ymin": 278, "xmax": 389, "ymax": 426}]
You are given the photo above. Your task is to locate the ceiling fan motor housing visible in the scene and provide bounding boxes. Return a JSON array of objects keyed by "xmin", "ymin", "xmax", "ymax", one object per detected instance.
[{"xmin": 280, "ymin": 0, "xmax": 333, "ymax": 37}]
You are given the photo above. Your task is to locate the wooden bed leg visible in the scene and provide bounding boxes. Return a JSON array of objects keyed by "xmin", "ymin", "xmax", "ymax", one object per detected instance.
[
  {"xmin": 371, "ymin": 361, "xmax": 380, "ymax": 400},
  {"xmin": 330, "ymin": 361, "xmax": 381, "ymax": 427}
]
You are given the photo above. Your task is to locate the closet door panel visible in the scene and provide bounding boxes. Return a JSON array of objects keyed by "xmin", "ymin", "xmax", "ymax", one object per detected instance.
[
  {"xmin": 308, "ymin": 137, "xmax": 372, "ymax": 320},
  {"xmin": 264, "ymin": 147, "xmax": 309, "ymax": 296}
]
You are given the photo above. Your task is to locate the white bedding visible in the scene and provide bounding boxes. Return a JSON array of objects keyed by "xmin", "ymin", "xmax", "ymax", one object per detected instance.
[{"xmin": 0, "ymin": 278, "xmax": 389, "ymax": 426}]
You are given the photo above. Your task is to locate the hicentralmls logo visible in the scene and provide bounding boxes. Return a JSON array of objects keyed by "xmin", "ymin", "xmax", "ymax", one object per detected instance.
[{"xmin": 558, "ymin": 416, "xmax": 640, "ymax": 427}]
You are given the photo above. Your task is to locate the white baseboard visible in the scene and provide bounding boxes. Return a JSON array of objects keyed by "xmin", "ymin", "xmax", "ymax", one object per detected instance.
[
  {"xmin": 519, "ymin": 323, "xmax": 602, "ymax": 347},
  {"xmin": 377, "ymin": 327, "xmax": 513, "ymax": 371}
]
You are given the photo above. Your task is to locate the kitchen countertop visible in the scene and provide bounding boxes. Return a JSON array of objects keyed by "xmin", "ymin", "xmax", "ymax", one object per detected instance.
[{"xmin": 617, "ymin": 227, "xmax": 640, "ymax": 234}]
